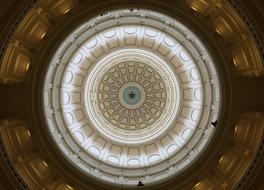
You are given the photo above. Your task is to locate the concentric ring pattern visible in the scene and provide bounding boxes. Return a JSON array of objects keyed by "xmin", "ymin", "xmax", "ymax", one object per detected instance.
[
  {"xmin": 96, "ymin": 59, "xmax": 167, "ymax": 130},
  {"xmin": 85, "ymin": 49, "xmax": 179, "ymax": 144},
  {"xmin": 43, "ymin": 9, "xmax": 220, "ymax": 185}
]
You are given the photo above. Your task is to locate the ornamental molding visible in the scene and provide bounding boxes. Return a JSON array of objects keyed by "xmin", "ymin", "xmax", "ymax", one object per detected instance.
[{"xmin": 43, "ymin": 9, "xmax": 220, "ymax": 185}]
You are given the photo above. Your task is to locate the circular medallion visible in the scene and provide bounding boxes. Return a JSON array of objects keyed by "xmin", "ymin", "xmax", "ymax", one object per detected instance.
[{"xmin": 121, "ymin": 84, "xmax": 142, "ymax": 106}]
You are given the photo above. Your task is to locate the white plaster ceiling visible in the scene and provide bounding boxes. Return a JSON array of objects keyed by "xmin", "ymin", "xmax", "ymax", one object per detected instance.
[{"xmin": 43, "ymin": 9, "xmax": 220, "ymax": 186}]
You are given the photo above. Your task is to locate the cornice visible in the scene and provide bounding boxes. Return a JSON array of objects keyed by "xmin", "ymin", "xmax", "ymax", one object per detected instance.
[
  {"xmin": 0, "ymin": 126, "xmax": 28, "ymax": 190},
  {"xmin": 0, "ymin": 0, "xmax": 36, "ymax": 61},
  {"xmin": 228, "ymin": 0, "xmax": 264, "ymax": 68}
]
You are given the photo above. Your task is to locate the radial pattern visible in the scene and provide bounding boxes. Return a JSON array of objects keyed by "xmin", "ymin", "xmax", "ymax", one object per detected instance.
[{"xmin": 43, "ymin": 9, "xmax": 220, "ymax": 185}]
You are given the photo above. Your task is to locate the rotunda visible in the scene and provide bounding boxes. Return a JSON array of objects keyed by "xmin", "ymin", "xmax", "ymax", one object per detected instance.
[
  {"xmin": 0, "ymin": 1, "xmax": 264, "ymax": 190},
  {"xmin": 43, "ymin": 9, "xmax": 220, "ymax": 185}
]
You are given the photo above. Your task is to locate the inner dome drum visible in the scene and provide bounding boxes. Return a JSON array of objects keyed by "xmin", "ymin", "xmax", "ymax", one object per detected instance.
[{"xmin": 43, "ymin": 8, "xmax": 220, "ymax": 186}]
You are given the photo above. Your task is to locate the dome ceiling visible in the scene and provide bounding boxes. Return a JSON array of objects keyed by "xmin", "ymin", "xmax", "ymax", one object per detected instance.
[
  {"xmin": 43, "ymin": 9, "xmax": 220, "ymax": 185},
  {"xmin": 0, "ymin": 0, "xmax": 264, "ymax": 190}
]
